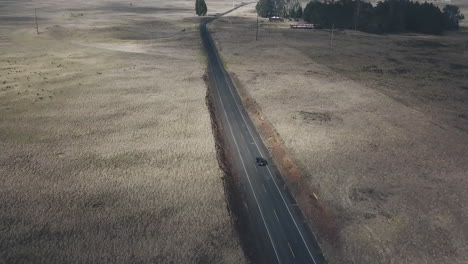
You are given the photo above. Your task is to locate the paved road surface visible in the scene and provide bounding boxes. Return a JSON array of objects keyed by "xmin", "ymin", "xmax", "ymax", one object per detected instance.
[{"xmin": 200, "ymin": 7, "xmax": 326, "ymax": 264}]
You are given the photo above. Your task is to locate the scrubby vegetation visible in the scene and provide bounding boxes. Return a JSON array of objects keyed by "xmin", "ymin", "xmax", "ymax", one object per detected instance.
[{"xmin": 303, "ymin": 0, "xmax": 464, "ymax": 34}]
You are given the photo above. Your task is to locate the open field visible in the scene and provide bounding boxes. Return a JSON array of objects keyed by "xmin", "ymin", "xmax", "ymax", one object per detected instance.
[
  {"xmin": 210, "ymin": 3, "xmax": 468, "ymax": 263},
  {"xmin": 0, "ymin": 0, "xmax": 247, "ymax": 263}
]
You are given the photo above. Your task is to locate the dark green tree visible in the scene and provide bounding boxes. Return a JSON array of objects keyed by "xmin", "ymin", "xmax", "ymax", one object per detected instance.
[
  {"xmin": 283, "ymin": 8, "xmax": 289, "ymax": 18},
  {"xmin": 356, "ymin": 2, "xmax": 375, "ymax": 32},
  {"xmin": 195, "ymin": 0, "xmax": 207, "ymax": 16},
  {"xmin": 443, "ymin": 4, "xmax": 464, "ymax": 29},
  {"xmin": 256, "ymin": 0, "xmax": 276, "ymax": 17},
  {"xmin": 289, "ymin": 7, "xmax": 296, "ymax": 18},
  {"xmin": 195, "ymin": 0, "xmax": 200, "ymax": 16},
  {"xmin": 303, "ymin": 1, "xmax": 325, "ymax": 25},
  {"xmin": 289, "ymin": 2, "xmax": 302, "ymax": 19}
]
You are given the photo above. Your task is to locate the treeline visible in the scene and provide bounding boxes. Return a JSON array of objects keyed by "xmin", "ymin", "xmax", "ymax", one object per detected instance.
[
  {"xmin": 256, "ymin": 0, "xmax": 303, "ymax": 19},
  {"xmin": 303, "ymin": 0, "xmax": 465, "ymax": 34},
  {"xmin": 256, "ymin": 0, "xmax": 464, "ymax": 34}
]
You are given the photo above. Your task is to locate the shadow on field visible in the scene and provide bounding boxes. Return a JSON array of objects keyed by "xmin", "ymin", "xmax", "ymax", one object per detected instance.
[
  {"xmin": 97, "ymin": 3, "xmax": 191, "ymax": 14},
  {"xmin": 0, "ymin": 16, "xmax": 45, "ymax": 26}
]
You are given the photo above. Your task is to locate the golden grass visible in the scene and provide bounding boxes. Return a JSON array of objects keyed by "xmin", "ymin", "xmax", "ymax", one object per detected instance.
[
  {"xmin": 0, "ymin": 0, "xmax": 246, "ymax": 263},
  {"xmin": 211, "ymin": 4, "xmax": 468, "ymax": 263}
]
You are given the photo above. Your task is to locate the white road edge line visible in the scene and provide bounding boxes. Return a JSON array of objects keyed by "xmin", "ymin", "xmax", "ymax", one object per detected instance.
[
  {"xmin": 262, "ymin": 184, "xmax": 267, "ymax": 193},
  {"xmin": 215, "ymin": 50, "xmax": 319, "ymax": 264},
  {"xmin": 210, "ymin": 70, "xmax": 282, "ymax": 264}
]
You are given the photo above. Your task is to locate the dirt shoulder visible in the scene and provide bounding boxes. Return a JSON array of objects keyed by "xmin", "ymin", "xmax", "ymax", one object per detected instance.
[
  {"xmin": 210, "ymin": 4, "xmax": 468, "ymax": 264},
  {"xmin": 0, "ymin": 0, "xmax": 246, "ymax": 263}
]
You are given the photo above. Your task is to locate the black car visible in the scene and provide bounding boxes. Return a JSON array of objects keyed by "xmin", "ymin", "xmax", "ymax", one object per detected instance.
[{"xmin": 256, "ymin": 157, "xmax": 268, "ymax": 166}]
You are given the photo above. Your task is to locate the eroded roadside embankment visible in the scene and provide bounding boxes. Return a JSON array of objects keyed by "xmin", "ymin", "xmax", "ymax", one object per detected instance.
[
  {"xmin": 204, "ymin": 73, "xmax": 265, "ymax": 263},
  {"xmin": 229, "ymin": 72, "xmax": 341, "ymax": 255}
]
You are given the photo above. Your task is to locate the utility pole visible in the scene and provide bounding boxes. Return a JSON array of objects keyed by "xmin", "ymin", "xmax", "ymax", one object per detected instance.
[
  {"xmin": 330, "ymin": 24, "xmax": 334, "ymax": 48},
  {"xmin": 35, "ymin": 8, "xmax": 39, "ymax": 34}
]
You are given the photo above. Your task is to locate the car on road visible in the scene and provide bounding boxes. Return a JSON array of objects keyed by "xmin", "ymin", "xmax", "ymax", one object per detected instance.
[{"xmin": 256, "ymin": 157, "xmax": 268, "ymax": 166}]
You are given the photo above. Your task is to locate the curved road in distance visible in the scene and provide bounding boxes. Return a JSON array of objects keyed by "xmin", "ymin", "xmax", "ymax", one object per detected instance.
[{"xmin": 200, "ymin": 6, "xmax": 326, "ymax": 264}]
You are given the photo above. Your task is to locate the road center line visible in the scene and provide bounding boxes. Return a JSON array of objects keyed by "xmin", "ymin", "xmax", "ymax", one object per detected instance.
[
  {"xmin": 273, "ymin": 209, "xmax": 280, "ymax": 223},
  {"xmin": 288, "ymin": 242, "xmax": 296, "ymax": 259}
]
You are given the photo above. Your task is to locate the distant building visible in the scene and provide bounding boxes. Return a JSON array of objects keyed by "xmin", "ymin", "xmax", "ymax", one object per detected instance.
[
  {"xmin": 269, "ymin": 16, "xmax": 284, "ymax": 22},
  {"xmin": 290, "ymin": 23, "xmax": 320, "ymax": 29}
]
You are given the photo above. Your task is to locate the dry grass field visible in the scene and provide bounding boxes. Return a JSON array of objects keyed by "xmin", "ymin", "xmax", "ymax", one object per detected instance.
[
  {"xmin": 210, "ymin": 3, "xmax": 468, "ymax": 263},
  {"xmin": 0, "ymin": 0, "xmax": 247, "ymax": 263}
]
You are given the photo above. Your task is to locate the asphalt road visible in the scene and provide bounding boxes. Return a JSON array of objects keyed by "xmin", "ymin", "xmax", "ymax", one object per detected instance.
[{"xmin": 200, "ymin": 7, "xmax": 326, "ymax": 264}]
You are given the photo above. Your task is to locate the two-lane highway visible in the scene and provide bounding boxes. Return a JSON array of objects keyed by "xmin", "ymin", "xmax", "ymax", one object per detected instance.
[{"xmin": 201, "ymin": 8, "xmax": 326, "ymax": 264}]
